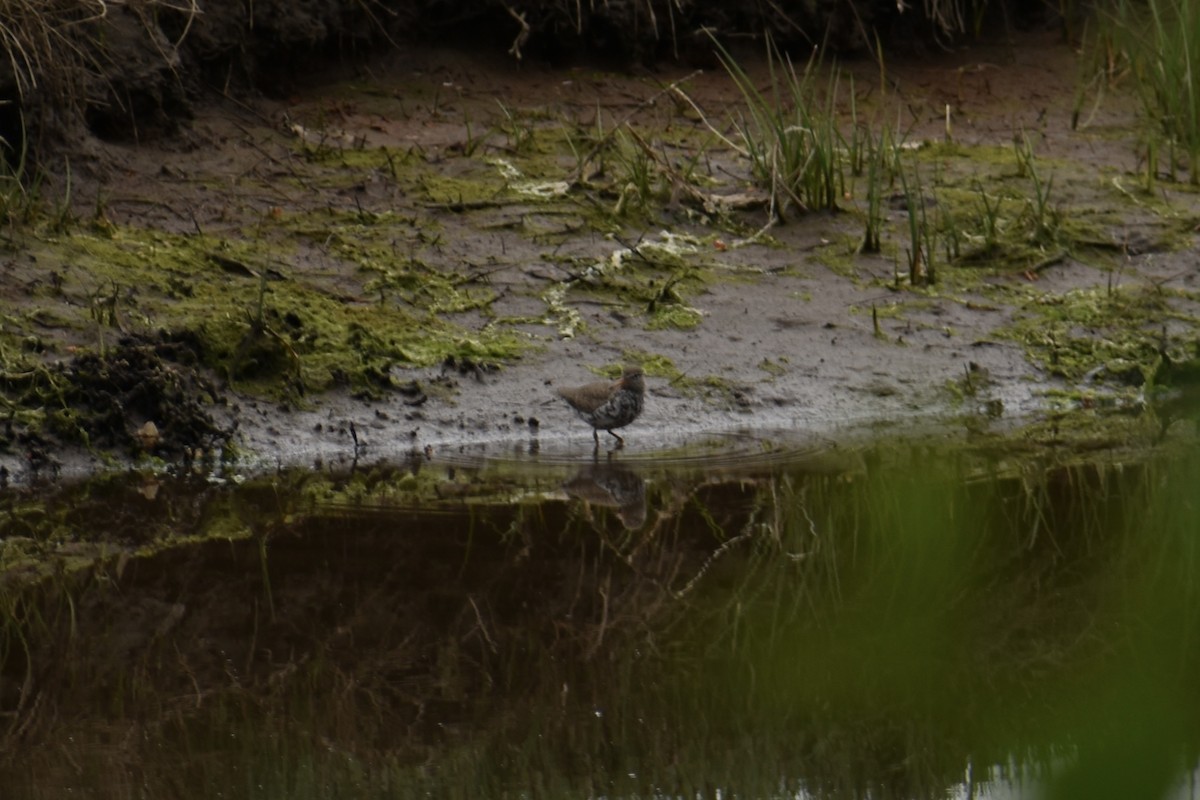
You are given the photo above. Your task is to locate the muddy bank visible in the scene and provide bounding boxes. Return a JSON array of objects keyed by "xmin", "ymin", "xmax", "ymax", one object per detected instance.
[{"xmin": 2, "ymin": 30, "xmax": 1199, "ymax": 480}]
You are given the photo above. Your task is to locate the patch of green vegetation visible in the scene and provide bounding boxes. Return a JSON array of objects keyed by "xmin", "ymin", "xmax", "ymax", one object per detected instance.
[
  {"xmin": 840, "ymin": 135, "xmax": 1200, "ymax": 291},
  {"xmin": 619, "ymin": 350, "xmax": 678, "ymax": 380},
  {"xmin": 303, "ymin": 227, "xmax": 497, "ymax": 316},
  {"xmin": 997, "ymin": 283, "xmax": 1197, "ymax": 384},
  {"xmin": 607, "ymin": 128, "xmax": 663, "ymax": 218},
  {"xmin": 420, "ymin": 173, "xmax": 508, "ymax": 206},
  {"xmin": 810, "ymin": 241, "xmax": 865, "ymax": 281},
  {"xmin": 539, "ymin": 231, "xmax": 727, "ymax": 335},
  {"xmin": 646, "ymin": 303, "xmax": 702, "ymax": 331},
  {"xmin": 850, "ymin": 300, "xmax": 920, "ymax": 321},
  {"xmin": 758, "ymin": 357, "xmax": 788, "ymax": 378},
  {"xmin": 296, "ymin": 140, "xmax": 414, "ymax": 173},
  {"xmin": 943, "ymin": 361, "xmax": 998, "ymax": 405},
  {"xmin": 1089, "ymin": 0, "xmax": 1200, "ymax": 185},
  {"xmin": 689, "ymin": 373, "xmax": 747, "ymax": 404},
  {"xmin": 618, "ymin": 348, "xmax": 747, "ymax": 406},
  {"xmin": 716, "ymin": 36, "xmax": 846, "ymax": 216},
  {"xmin": 1014, "ymin": 404, "xmax": 1162, "ymax": 449},
  {"xmin": 16, "ymin": 226, "xmax": 528, "ymax": 404},
  {"xmin": 711, "ymin": 41, "xmax": 1184, "ymax": 289}
]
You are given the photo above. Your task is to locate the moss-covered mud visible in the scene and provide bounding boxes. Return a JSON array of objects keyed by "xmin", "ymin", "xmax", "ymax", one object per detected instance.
[{"xmin": 2, "ymin": 33, "xmax": 1200, "ymax": 478}]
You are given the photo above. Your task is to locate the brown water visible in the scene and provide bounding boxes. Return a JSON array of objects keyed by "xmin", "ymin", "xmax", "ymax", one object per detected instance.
[{"xmin": 2, "ymin": 423, "xmax": 1199, "ymax": 799}]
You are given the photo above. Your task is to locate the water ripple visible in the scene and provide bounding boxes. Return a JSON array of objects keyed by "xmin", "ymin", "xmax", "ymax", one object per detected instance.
[{"xmin": 429, "ymin": 428, "xmax": 858, "ymax": 477}]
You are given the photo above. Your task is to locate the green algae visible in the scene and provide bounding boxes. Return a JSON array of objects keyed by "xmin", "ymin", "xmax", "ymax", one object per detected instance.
[
  {"xmin": 996, "ymin": 282, "xmax": 1200, "ymax": 385},
  {"xmin": 276, "ymin": 112, "xmax": 735, "ymax": 350},
  {"xmin": 646, "ymin": 303, "xmax": 703, "ymax": 330},
  {"xmin": 12, "ymin": 224, "xmax": 528, "ymax": 404},
  {"xmin": 1012, "ymin": 404, "xmax": 1164, "ymax": 449},
  {"xmin": 616, "ymin": 348, "xmax": 748, "ymax": 404},
  {"xmin": 421, "ymin": 173, "xmax": 511, "ymax": 206},
  {"xmin": 758, "ymin": 356, "xmax": 788, "ymax": 378}
]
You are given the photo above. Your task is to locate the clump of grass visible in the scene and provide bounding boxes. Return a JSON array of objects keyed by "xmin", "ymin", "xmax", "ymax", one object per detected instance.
[
  {"xmin": 0, "ymin": 1, "xmax": 200, "ymax": 116},
  {"xmin": 0, "ymin": 1, "xmax": 106, "ymax": 109},
  {"xmin": 1097, "ymin": 0, "xmax": 1200, "ymax": 184},
  {"xmin": 495, "ymin": 102, "xmax": 535, "ymax": 154},
  {"xmin": 971, "ymin": 179, "xmax": 1004, "ymax": 252},
  {"xmin": 897, "ymin": 157, "xmax": 936, "ymax": 286},
  {"xmin": 857, "ymin": 125, "xmax": 899, "ymax": 254},
  {"xmin": 716, "ymin": 37, "xmax": 846, "ymax": 219},
  {"xmin": 0, "ymin": 122, "xmax": 37, "ymax": 230},
  {"xmin": 0, "ymin": 0, "xmax": 201, "ymax": 227},
  {"xmin": 1013, "ymin": 135, "xmax": 1061, "ymax": 246},
  {"xmin": 461, "ymin": 110, "xmax": 487, "ymax": 157},
  {"xmin": 933, "ymin": 195, "xmax": 961, "ymax": 265},
  {"xmin": 610, "ymin": 127, "xmax": 658, "ymax": 216}
]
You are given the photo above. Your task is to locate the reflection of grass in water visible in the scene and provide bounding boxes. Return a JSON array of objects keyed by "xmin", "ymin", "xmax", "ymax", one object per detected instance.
[
  {"xmin": 3, "ymin": 435, "xmax": 1200, "ymax": 798},
  {"xmin": 485, "ymin": 445, "xmax": 1200, "ymax": 798},
  {"xmin": 662, "ymin": 446, "xmax": 1200, "ymax": 798}
]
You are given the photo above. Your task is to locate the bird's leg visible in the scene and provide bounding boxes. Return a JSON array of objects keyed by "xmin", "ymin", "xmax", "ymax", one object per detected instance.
[
  {"xmin": 607, "ymin": 429, "xmax": 625, "ymax": 448},
  {"xmin": 592, "ymin": 429, "xmax": 600, "ymax": 450}
]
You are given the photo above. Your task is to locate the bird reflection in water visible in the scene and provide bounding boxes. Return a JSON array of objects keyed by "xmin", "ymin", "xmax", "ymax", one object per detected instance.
[{"xmin": 562, "ymin": 459, "xmax": 647, "ymax": 530}]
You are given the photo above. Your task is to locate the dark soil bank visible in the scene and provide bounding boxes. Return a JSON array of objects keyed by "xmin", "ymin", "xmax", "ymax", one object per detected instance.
[{"xmin": 3, "ymin": 1, "xmax": 1056, "ymax": 155}]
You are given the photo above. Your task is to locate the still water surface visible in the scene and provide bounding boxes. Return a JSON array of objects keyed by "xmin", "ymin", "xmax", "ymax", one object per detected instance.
[{"xmin": 1, "ymin": 427, "xmax": 1199, "ymax": 799}]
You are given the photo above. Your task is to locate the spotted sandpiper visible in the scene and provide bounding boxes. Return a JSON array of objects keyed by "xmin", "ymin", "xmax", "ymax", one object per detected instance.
[{"xmin": 556, "ymin": 365, "xmax": 645, "ymax": 448}]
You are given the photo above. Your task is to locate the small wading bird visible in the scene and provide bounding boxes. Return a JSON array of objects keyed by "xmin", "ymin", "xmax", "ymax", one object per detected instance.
[{"xmin": 556, "ymin": 365, "xmax": 645, "ymax": 449}]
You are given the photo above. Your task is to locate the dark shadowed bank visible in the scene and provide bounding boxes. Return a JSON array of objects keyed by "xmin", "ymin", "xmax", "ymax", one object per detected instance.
[{"xmin": 2, "ymin": 0, "xmax": 1058, "ymax": 158}]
